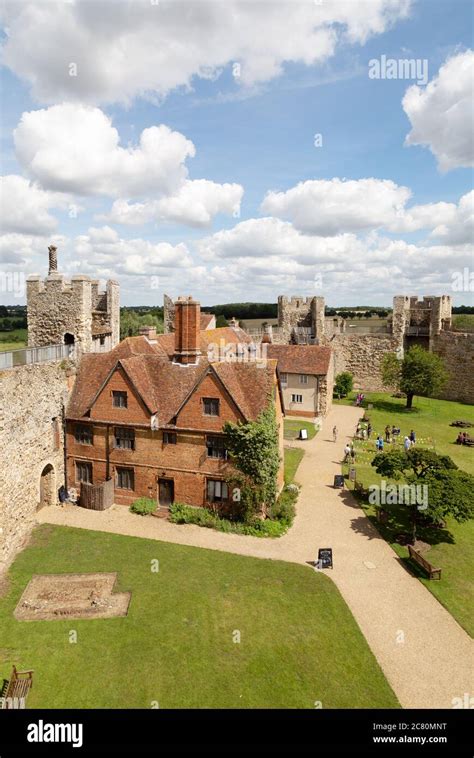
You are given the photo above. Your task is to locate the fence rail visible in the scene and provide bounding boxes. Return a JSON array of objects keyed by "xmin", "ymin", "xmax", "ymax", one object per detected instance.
[{"xmin": 0, "ymin": 343, "xmax": 74, "ymax": 370}]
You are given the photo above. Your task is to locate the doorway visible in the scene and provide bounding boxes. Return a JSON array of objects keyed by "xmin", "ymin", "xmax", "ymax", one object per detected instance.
[
  {"xmin": 39, "ymin": 464, "xmax": 56, "ymax": 510},
  {"xmin": 158, "ymin": 478, "xmax": 174, "ymax": 507},
  {"xmin": 63, "ymin": 333, "xmax": 75, "ymax": 345}
]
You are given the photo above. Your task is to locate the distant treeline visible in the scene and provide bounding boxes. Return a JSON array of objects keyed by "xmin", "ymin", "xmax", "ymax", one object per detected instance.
[
  {"xmin": 203, "ymin": 303, "xmax": 278, "ymax": 319},
  {"xmin": 120, "ymin": 307, "xmax": 164, "ymax": 340},
  {"xmin": 325, "ymin": 307, "xmax": 389, "ymax": 319},
  {"xmin": 0, "ymin": 305, "xmax": 27, "ymax": 330},
  {"xmin": 452, "ymin": 306, "xmax": 474, "ymax": 314}
]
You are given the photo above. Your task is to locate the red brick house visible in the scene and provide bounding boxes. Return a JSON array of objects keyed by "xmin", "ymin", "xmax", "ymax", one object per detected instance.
[{"xmin": 66, "ymin": 297, "xmax": 285, "ymax": 510}]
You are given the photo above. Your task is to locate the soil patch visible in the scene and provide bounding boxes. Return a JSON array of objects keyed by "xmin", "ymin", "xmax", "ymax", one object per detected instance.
[{"xmin": 14, "ymin": 573, "xmax": 131, "ymax": 622}]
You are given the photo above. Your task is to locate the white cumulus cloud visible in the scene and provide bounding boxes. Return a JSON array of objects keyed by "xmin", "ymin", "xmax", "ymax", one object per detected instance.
[
  {"xmin": 403, "ymin": 49, "xmax": 474, "ymax": 171},
  {"xmin": 0, "ymin": 175, "xmax": 69, "ymax": 235},
  {"xmin": 1, "ymin": 0, "xmax": 412, "ymax": 105}
]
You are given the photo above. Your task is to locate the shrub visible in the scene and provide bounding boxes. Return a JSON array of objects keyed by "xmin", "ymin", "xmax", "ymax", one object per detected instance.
[
  {"xmin": 271, "ymin": 486, "xmax": 298, "ymax": 525},
  {"xmin": 130, "ymin": 497, "xmax": 156, "ymax": 516},
  {"xmin": 334, "ymin": 372, "xmax": 353, "ymax": 398}
]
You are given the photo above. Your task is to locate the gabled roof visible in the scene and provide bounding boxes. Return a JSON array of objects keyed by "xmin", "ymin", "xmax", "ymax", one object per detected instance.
[
  {"xmin": 67, "ymin": 328, "xmax": 277, "ymax": 425},
  {"xmin": 266, "ymin": 344, "xmax": 332, "ymax": 376}
]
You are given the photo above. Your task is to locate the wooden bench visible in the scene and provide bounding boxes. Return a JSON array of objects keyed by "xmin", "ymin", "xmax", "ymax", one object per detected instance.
[
  {"xmin": 1, "ymin": 666, "xmax": 33, "ymax": 708},
  {"xmin": 408, "ymin": 545, "xmax": 441, "ymax": 580}
]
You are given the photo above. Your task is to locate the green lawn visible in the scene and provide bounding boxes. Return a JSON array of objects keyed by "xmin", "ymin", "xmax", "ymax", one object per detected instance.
[
  {"xmin": 0, "ymin": 329, "xmax": 27, "ymax": 352},
  {"xmin": 0, "ymin": 525, "xmax": 399, "ymax": 708},
  {"xmin": 336, "ymin": 392, "xmax": 474, "ymax": 636},
  {"xmin": 284, "ymin": 419, "xmax": 317, "ymax": 440},
  {"xmin": 284, "ymin": 447, "xmax": 304, "ymax": 484}
]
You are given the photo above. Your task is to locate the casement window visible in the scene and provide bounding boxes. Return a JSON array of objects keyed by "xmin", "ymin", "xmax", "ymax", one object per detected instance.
[
  {"xmin": 76, "ymin": 461, "xmax": 92, "ymax": 484},
  {"xmin": 206, "ymin": 436, "xmax": 228, "ymax": 460},
  {"xmin": 203, "ymin": 397, "xmax": 220, "ymax": 416},
  {"xmin": 112, "ymin": 390, "xmax": 127, "ymax": 408},
  {"xmin": 163, "ymin": 431, "xmax": 177, "ymax": 445},
  {"xmin": 299, "ymin": 374, "xmax": 309, "ymax": 384},
  {"xmin": 291, "ymin": 394, "xmax": 303, "ymax": 404},
  {"xmin": 207, "ymin": 479, "xmax": 229, "ymax": 503},
  {"xmin": 75, "ymin": 423, "xmax": 93, "ymax": 445},
  {"xmin": 116, "ymin": 467, "xmax": 134, "ymax": 490},
  {"xmin": 280, "ymin": 372, "xmax": 288, "ymax": 384},
  {"xmin": 114, "ymin": 427, "xmax": 135, "ymax": 450}
]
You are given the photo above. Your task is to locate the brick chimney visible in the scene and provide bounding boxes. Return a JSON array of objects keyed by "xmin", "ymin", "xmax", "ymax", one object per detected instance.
[
  {"xmin": 173, "ymin": 296, "xmax": 201, "ymax": 364},
  {"xmin": 139, "ymin": 325, "xmax": 157, "ymax": 340}
]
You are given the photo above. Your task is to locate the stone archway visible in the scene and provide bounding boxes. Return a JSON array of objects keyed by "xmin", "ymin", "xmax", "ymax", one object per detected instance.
[
  {"xmin": 38, "ymin": 464, "xmax": 56, "ymax": 510},
  {"xmin": 63, "ymin": 332, "xmax": 75, "ymax": 345}
]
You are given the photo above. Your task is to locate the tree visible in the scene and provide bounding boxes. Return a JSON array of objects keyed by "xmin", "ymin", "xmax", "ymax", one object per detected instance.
[
  {"xmin": 372, "ymin": 448, "xmax": 472, "ymax": 542},
  {"xmin": 223, "ymin": 402, "xmax": 280, "ymax": 521},
  {"xmin": 334, "ymin": 371, "xmax": 353, "ymax": 398},
  {"xmin": 215, "ymin": 314, "xmax": 228, "ymax": 328},
  {"xmin": 381, "ymin": 345, "xmax": 448, "ymax": 408}
]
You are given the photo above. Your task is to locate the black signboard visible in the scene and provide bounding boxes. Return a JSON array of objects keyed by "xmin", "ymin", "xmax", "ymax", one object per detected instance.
[
  {"xmin": 333, "ymin": 474, "xmax": 344, "ymax": 488},
  {"xmin": 317, "ymin": 548, "xmax": 333, "ymax": 569}
]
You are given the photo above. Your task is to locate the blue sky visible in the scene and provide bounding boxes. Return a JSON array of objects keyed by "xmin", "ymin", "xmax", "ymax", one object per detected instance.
[{"xmin": 0, "ymin": 0, "xmax": 472, "ymax": 306}]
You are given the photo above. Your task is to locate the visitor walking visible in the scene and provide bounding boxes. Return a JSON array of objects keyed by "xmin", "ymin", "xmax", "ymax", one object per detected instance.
[
  {"xmin": 409, "ymin": 429, "xmax": 416, "ymax": 445},
  {"xmin": 367, "ymin": 422, "xmax": 372, "ymax": 438},
  {"xmin": 385, "ymin": 424, "xmax": 391, "ymax": 443},
  {"xmin": 404, "ymin": 435, "xmax": 411, "ymax": 452},
  {"xmin": 343, "ymin": 443, "xmax": 351, "ymax": 463},
  {"xmin": 376, "ymin": 436, "xmax": 384, "ymax": 452},
  {"xmin": 350, "ymin": 444, "xmax": 356, "ymax": 463},
  {"xmin": 333, "ymin": 425, "xmax": 338, "ymax": 443}
]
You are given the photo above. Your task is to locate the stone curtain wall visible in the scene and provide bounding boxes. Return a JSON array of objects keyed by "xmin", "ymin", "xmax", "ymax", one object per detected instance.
[
  {"xmin": 432, "ymin": 331, "xmax": 474, "ymax": 404},
  {"xmin": 277, "ymin": 296, "xmax": 314, "ymax": 342},
  {"xmin": 331, "ymin": 334, "xmax": 400, "ymax": 392},
  {"xmin": 0, "ymin": 362, "xmax": 75, "ymax": 571}
]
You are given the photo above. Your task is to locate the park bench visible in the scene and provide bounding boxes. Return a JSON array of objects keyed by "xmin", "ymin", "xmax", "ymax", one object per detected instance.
[
  {"xmin": 1, "ymin": 666, "xmax": 34, "ymax": 708},
  {"xmin": 408, "ymin": 545, "xmax": 441, "ymax": 580}
]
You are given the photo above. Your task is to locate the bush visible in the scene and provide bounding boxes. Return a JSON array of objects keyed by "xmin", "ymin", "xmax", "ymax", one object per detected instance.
[
  {"xmin": 334, "ymin": 371, "xmax": 354, "ymax": 398},
  {"xmin": 169, "ymin": 486, "xmax": 299, "ymax": 538},
  {"xmin": 130, "ymin": 497, "xmax": 156, "ymax": 516},
  {"xmin": 271, "ymin": 486, "xmax": 298, "ymax": 525}
]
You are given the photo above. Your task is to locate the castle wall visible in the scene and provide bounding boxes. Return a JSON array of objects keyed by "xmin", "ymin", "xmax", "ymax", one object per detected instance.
[
  {"xmin": 0, "ymin": 361, "xmax": 76, "ymax": 570},
  {"xmin": 27, "ymin": 274, "xmax": 120, "ymax": 353},
  {"xmin": 431, "ymin": 331, "xmax": 474, "ymax": 404},
  {"xmin": 331, "ymin": 334, "xmax": 400, "ymax": 392},
  {"xmin": 163, "ymin": 294, "xmax": 175, "ymax": 334}
]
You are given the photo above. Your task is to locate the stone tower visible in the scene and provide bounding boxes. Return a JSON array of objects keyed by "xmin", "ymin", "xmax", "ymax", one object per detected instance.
[{"xmin": 27, "ymin": 246, "xmax": 120, "ymax": 353}]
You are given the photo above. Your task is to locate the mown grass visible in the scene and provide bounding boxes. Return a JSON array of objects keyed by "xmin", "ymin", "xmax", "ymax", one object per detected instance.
[
  {"xmin": 284, "ymin": 419, "xmax": 317, "ymax": 440},
  {"xmin": 284, "ymin": 447, "xmax": 305, "ymax": 485},
  {"xmin": 0, "ymin": 329, "xmax": 27, "ymax": 352},
  {"xmin": 0, "ymin": 525, "xmax": 399, "ymax": 708},
  {"xmin": 335, "ymin": 392, "xmax": 474, "ymax": 636}
]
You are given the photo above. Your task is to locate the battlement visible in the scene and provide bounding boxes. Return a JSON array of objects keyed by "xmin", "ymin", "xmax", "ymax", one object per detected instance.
[{"xmin": 27, "ymin": 248, "xmax": 120, "ymax": 353}]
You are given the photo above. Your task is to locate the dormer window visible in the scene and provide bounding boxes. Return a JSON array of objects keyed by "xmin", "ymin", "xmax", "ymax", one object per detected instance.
[{"xmin": 112, "ymin": 390, "xmax": 127, "ymax": 408}]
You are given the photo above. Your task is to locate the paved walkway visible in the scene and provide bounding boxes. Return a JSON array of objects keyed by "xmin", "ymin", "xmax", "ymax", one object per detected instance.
[{"xmin": 37, "ymin": 405, "xmax": 473, "ymax": 708}]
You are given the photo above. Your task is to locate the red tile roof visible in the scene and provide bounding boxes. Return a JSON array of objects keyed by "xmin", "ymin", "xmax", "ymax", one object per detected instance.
[
  {"xmin": 67, "ymin": 328, "xmax": 276, "ymax": 425},
  {"xmin": 266, "ymin": 344, "xmax": 332, "ymax": 375}
]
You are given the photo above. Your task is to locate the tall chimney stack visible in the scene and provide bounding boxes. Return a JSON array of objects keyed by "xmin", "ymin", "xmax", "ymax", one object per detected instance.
[
  {"xmin": 48, "ymin": 245, "xmax": 58, "ymax": 275},
  {"xmin": 173, "ymin": 296, "xmax": 202, "ymax": 365}
]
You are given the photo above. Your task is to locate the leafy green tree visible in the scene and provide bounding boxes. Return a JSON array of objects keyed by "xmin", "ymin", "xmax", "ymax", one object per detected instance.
[
  {"xmin": 381, "ymin": 345, "xmax": 448, "ymax": 408},
  {"xmin": 334, "ymin": 371, "xmax": 354, "ymax": 398},
  {"xmin": 215, "ymin": 314, "xmax": 228, "ymax": 328},
  {"xmin": 372, "ymin": 448, "xmax": 472, "ymax": 542},
  {"xmin": 224, "ymin": 402, "xmax": 280, "ymax": 521}
]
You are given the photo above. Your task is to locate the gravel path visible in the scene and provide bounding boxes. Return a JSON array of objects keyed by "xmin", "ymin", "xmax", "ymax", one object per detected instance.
[{"xmin": 37, "ymin": 404, "xmax": 473, "ymax": 708}]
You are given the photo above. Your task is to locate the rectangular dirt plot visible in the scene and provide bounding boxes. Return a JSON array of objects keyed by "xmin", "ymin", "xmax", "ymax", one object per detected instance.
[{"xmin": 14, "ymin": 573, "xmax": 131, "ymax": 621}]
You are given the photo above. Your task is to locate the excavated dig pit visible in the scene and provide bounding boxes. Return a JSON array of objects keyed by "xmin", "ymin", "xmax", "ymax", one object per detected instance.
[{"xmin": 14, "ymin": 573, "xmax": 131, "ymax": 621}]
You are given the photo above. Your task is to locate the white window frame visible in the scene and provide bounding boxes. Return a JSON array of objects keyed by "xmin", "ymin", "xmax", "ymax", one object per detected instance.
[
  {"xmin": 291, "ymin": 394, "xmax": 303, "ymax": 404},
  {"xmin": 299, "ymin": 374, "xmax": 309, "ymax": 384}
]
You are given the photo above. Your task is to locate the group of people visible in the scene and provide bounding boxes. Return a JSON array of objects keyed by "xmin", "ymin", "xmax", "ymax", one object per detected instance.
[
  {"xmin": 455, "ymin": 431, "xmax": 473, "ymax": 446},
  {"xmin": 343, "ymin": 442, "xmax": 356, "ymax": 464},
  {"xmin": 355, "ymin": 393, "xmax": 365, "ymax": 407}
]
